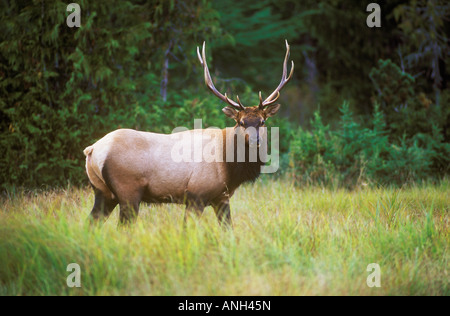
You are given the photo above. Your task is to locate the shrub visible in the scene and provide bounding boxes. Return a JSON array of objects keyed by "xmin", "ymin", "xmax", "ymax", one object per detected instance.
[
  {"xmin": 288, "ymin": 103, "xmax": 448, "ymax": 187},
  {"xmin": 0, "ymin": 1, "xmax": 222, "ymax": 190},
  {"xmin": 369, "ymin": 59, "xmax": 448, "ymax": 140}
]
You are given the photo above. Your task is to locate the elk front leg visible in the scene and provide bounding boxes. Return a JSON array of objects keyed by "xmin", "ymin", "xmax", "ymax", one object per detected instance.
[{"xmin": 213, "ymin": 200, "xmax": 233, "ymax": 228}]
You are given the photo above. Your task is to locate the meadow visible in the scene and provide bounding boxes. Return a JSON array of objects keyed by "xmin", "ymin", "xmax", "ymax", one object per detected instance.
[{"xmin": 0, "ymin": 179, "xmax": 448, "ymax": 296}]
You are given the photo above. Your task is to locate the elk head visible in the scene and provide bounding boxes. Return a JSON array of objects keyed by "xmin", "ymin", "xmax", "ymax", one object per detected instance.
[{"xmin": 197, "ymin": 41, "xmax": 294, "ymax": 147}]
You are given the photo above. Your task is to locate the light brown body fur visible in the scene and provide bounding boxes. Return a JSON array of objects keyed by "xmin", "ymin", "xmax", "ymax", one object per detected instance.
[
  {"xmin": 84, "ymin": 127, "xmax": 255, "ymax": 226},
  {"xmin": 84, "ymin": 41, "xmax": 293, "ymax": 227}
]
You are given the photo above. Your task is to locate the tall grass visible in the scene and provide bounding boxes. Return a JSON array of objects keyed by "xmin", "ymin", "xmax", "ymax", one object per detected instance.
[{"xmin": 0, "ymin": 180, "xmax": 448, "ymax": 295}]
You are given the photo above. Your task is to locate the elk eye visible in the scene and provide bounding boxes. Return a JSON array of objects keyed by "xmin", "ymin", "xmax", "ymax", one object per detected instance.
[
  {"xmin": 261, "ymin": 120, "xmax": 266, "ymax": 125},
  {"xmin": 240, "ymin": 121, "xmax": 245, "ymax": 127}
]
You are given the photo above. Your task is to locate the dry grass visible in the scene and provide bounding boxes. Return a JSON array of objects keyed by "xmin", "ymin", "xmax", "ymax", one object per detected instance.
[{"xmin": 0, "ymin": 180, "xmax": 448, "ymax": 295}]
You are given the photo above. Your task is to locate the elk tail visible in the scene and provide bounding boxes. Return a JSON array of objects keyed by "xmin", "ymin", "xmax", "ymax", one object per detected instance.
[{"xmin": 83, "ymin": 146, "xmax": 94, "ymax": 157}]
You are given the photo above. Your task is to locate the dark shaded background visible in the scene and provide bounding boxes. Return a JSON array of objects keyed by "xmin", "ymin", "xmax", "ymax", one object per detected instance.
[{"xmin": 0, "ymin": 0, "xmax": 449, "ymax": 189}]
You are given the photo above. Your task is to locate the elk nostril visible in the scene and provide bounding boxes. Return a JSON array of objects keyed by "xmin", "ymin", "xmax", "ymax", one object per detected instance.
[{"xmin": 249, "ymin": 136, "xmax": 260, "ymax": 147}]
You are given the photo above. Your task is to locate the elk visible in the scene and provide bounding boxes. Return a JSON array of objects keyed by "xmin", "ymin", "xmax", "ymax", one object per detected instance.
[{"xmin": 84, "ymin": 41, "xmax": 294, "ymax": 226}]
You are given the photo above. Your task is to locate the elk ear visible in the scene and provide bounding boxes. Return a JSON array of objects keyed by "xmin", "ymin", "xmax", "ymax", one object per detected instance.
[
  {"xmin": 222, "ymin": 106, "xmax": 239, "ymax": 120},
  {"xmin": 264, "ymin": 103, "xmax": 281, "ymax": 117}
]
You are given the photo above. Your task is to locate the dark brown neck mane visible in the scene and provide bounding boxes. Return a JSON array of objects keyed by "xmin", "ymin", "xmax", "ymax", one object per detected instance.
[{"xmin": 223, "ymin": 132, "xmax": 265, "ymax": 193}]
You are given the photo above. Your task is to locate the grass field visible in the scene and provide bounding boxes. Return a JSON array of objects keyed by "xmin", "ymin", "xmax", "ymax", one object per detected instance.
[{"xmin": 0, "ymin": 179, "xmax": 448, "ymax": 296}]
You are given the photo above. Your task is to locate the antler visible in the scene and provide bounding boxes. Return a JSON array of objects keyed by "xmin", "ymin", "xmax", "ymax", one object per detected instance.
[
  {"xmin": 259, "ymin": 40, "xmax": 294, "ymax": 109},
  {"xmin": 197, "ymin": 42, "xmax": 245, "ymax": 110}
]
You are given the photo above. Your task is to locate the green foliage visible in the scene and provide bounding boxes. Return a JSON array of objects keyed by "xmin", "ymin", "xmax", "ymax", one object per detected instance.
[
  {"xmin": 0, "ymin": 0, "xmax": 222, "ymax": 189},
  {"xmin": 288, "ymin": 111, "xmax": 337, "ymax": 186},
  {"xmin": 0, "ymin": 1, "xmax": 448, "ymax": 189},
  {"xmin": 393, "ymin": 0, "xmax": 450, "ymax": 95},
  {"xmin": 289, "ymin": 103, "xmax": 449, "ymax": 187},
  {"xmin": 369, "ymin": 59, "xmax": 448, "ymax": 140}
]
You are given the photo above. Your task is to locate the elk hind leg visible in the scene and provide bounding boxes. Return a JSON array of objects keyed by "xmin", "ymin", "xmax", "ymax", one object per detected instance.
[
  {"xmin": 117, "ymin": 191, "xmax": 142, "ymax": 227},
  {"xmin": 88, "ymin": 187, "xmax": 118, "ymax": 224},
  {"xmin": 184, "ymin": 195, "xmax": 205, "ymax": 225}
]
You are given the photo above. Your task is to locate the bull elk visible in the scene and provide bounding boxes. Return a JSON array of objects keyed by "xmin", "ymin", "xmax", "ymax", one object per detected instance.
[{"xmin": 84, "ymin": 41, "xmax": 294, "ymax": 226}]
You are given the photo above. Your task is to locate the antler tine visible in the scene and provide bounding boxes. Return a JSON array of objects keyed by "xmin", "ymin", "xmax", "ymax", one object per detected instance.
[
  {"xmin": 259, "ymin": 40, "xmax": 294, "ymax": 108},
  {"xmin": 197, "ymin": 45, "xmax": 203, "ymax": 66},
  {"xmin": 198, "ymin": 42, "xmax": 245, "ymax": 110},
  {"xmin": 236, "ymin": 95, "xmax": 245, "ymax": 108}
]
